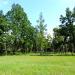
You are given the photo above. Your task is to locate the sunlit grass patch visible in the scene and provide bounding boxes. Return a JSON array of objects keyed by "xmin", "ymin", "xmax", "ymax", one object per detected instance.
[{"xmin": 0, "ymin": 56, "xmax": 75, "ymax": 75}]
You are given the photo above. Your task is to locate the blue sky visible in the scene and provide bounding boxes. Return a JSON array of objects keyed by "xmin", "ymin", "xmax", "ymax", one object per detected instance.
[{"xmin": 0, "ymin": 0, "xmax": 75, "ymax": 36}]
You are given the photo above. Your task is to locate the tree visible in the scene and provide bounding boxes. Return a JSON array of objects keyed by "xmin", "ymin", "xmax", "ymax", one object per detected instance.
[
  {"xmin": 36, "ymin": 12, "xmax": 47, "ymax": 54},
  {"xmin": 45, "ymin": 34, "xmax": 52, "ymax": 52},
  {"xmin": 59, "ymin": 7, "xmax": 75, "ymax": 54},
  {"xmin": 52, "ymin": 28, "xmax": 64, "ymax": 53},
  {"xmin": 0, "ymin": 10, "xmax": 9, "ymax": 55},
  {"xmin": 6, "ymin": 4, "xmax": 33, "ymax": 54}
]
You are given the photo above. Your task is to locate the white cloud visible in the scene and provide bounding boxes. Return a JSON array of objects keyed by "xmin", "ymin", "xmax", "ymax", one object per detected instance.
[{"xmin": 0, "ymin": 0, "xmax": 11, "ymax": 5}]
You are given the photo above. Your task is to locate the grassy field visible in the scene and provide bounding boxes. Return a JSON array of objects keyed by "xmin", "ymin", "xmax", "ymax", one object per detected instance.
[{"xmin": 0, "ymin": 55, "xmax": 75, "ymax": 75}]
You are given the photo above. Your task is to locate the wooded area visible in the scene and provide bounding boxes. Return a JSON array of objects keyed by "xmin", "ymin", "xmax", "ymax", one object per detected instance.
[{"xmin": 0, "ymin": 4, "xmax": 75, "ymax": 55}]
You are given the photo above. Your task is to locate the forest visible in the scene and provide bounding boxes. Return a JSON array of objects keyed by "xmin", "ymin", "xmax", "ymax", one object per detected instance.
[{"xmin": 0, "ymin": 3, "xmax": 75, "ymax": 55}]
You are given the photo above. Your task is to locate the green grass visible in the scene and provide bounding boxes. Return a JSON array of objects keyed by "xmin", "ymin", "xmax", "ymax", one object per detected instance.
[{"xmin": 0, "ymin": 55, "xmax": 75, "ymax": 75}]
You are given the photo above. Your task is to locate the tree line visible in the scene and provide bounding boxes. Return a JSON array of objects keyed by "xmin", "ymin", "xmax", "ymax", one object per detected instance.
[{"xmin": 0, "ymin": 4, "xmax": 75, "ymax": 55}]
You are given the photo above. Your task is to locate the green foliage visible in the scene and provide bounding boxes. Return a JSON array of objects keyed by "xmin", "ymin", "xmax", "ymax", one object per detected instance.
[
  {"xmin": 52, "ymin": 7, "xmax": 75, "ymax": 54},
  {"xmin": 6, "ymin": 4, "xmax": 35, "ymax": 54},
  {"xmin": 0, "ymin": 4, "xmax": 50, "ymax": 55},
  {"xmin": 36, "ymin": 13, "xmax": 47, "ymax": 53},
  {"xmin": 1, "ymin": 3, "xmax": 75, "ymax": 55}
]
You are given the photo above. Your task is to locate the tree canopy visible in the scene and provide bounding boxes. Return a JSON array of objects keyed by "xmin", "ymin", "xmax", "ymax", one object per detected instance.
[{"xmin": 0, "ymin": 3, "xmax": 75, "ymax": 55}]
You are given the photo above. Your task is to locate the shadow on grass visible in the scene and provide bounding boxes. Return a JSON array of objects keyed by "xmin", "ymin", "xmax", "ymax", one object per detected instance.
[{"xmin": 30, "ymin": 53, "xmax": 75, "ymax": 56}]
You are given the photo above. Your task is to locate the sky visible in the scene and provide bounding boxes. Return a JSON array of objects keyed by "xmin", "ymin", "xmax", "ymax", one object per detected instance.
[{"xmin": 0, "ymin": 0, "xmax": 75, "ymax": 36}]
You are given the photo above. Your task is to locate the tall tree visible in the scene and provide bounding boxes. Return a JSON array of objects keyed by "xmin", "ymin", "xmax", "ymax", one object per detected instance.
[
  {"xmin": 36, "ymin": 12, "xmax": 47, "ymax": 54},
  {"xmin": 59, "ymin": 7, "xmax": 75, "ymax": 54},
  {"xmin": 6, "ymin": 4, "xmax": 33, "ymax": 54}
]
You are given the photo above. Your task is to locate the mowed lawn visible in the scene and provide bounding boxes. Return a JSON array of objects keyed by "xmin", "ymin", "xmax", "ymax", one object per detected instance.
[{"xmin": 0, "ymin": 56, "xmax": 75, "ymax": 75}]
